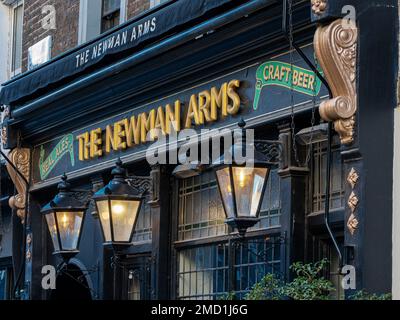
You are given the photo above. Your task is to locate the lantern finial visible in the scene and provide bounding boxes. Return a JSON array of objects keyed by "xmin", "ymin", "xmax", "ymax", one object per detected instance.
[
  {"xmin": 58, "ymin": 173, "xmax": 71, "ymax": 192},
  {"xmin": 238, "ymin": 118, "xmax": 246, "ymax": 129},
  {"xmin": 111, "ymin": 158, "xmax": 127, "ymax": 179}
]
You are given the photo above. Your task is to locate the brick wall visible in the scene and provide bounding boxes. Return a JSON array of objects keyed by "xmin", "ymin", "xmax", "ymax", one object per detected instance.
[
  {"xmin": 126, "ymin": 0, "xmax": 149, "ymax": 20},
  {"xmin": 22, "ymin": 0, "xmax": 79, "ymax": 71},
  {"xmin": 22, "ymin": 0, "xmax": 152, "ymax": 72}
]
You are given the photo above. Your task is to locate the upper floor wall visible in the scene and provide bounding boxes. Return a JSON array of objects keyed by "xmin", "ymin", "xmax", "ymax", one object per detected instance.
[
  {"xmin": 20, "ymin": 0, "xmax": 168, "ymax": 73},
  {"xmin": 0, "ymin": 2, "xmax": 12, "ymax": 83}
]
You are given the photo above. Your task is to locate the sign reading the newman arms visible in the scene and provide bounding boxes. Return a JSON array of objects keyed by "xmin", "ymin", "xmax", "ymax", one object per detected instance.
[{"xmin": 32, "ymin": 45, "xmax": 327, "ymax": 184}]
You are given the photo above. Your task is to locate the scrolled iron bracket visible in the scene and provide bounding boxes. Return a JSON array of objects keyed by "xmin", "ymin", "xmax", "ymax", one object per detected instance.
[
  {"xmin": 126, "ymin": 175, "xmax": 152, "ymax": 195},
  {"xmin": 254, "ymin": 139, "xmax": 283, "ymax": 166},
  {"xmin": 70, "ymin": 189, "xmax": 94, "ymax": 206}
]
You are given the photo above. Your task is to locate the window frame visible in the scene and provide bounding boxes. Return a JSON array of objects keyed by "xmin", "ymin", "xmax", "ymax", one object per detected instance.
[
  {"xmin": 308, "ymin": 135, "xmax": 345, "ymax": 216},
  {"xmin": 149, "ymin": 0, "xmax": 169, "ymax": 9},
  {"xmin": 10, "ymin": 0, "xmax": 24, "ymax": 77},
  {"xmin": 102, "ymin": 0, "xmax": 121, "ymax": 17},
  {"xmin": 170, "ymin": 168, "xmax": 282, "ymax": 300},
  {"xmin": 0, "ymin": 259, "xmax": 13, "ymax": 300},
  {"xmin": 101, "ymin": 0, "xmax": 122, "ymax": 34}
]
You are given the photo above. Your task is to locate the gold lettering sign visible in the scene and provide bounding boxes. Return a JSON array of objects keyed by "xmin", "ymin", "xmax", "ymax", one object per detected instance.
[{"xmin": 77, "ymin": 80, "xmax": 241, "ymax": 161}]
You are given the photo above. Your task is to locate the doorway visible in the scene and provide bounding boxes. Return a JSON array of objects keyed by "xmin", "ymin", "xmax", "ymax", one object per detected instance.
[{"xmin": 50, "ymin": 264, "xmax": 92, "ymax": 300}]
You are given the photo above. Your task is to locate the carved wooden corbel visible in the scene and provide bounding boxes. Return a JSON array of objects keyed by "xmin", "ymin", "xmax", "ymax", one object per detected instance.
[
  {"xmin": 5, "ymin": 148, "xmax": 31, "ymax": 223},
  {"xmin": 314, "ymin": 19, "xmax": 358, "ymax": 144}
]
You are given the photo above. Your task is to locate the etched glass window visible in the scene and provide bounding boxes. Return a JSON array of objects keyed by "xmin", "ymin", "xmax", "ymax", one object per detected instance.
[
  {"xmin": 178, "ymin": 170, "xmax": 281, "ymax": 241},
  {"xmin": 177, "ymin": 237, "xmax": 281, "ymax": 300},
  {"xmin": 311, "ymin": 140, "xmax": 345, "ymax": 213}
]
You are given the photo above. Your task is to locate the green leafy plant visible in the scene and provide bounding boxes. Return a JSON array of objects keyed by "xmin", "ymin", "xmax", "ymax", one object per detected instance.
[
  {"xmin": 283, "ymin": 259, "xmax": 335, "ymax": 300},
  {"xmin": 244, "ymin": 259, "xmax": 335, "ymax": 300},
  {"xmin": 225, "ymin": 259, "xmax": 392, "ymax": 301},
  {"xmin": 349, "ymin": 290, "xmax": 392, "ymax": 300},
  {"xmin": 219, "ymin": 291, "xmax": 236, "ymax": 300},
  {"xmin": 244, "ymin": 273, "xmax": 284, "ymax": 300}
]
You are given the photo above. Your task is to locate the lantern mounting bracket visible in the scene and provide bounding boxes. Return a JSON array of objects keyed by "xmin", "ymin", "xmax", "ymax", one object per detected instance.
[
  {"xmin": 69, "ymin": 189, "xmax": 94, "ymax": 206},
  {"xmin": 254, "ymin": 139, "xmax": 283, "ymax": 166}
]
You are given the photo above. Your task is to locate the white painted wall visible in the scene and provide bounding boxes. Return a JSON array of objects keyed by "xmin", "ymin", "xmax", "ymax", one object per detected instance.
[
  {"xmin": 393, "ymin": 1, "xmax": 400, "ymax": 300},
  {"xmin": 393, "ymin": 107, "xmax": 400, "ymax": 300},
  {"xmin": 0, "ymin": 2, "xmax": 11, "ymax": 85}
]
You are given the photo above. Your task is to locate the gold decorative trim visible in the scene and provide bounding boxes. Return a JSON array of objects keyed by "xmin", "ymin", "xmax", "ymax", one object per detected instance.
[
  {"xmin": 26, "ymin": 249, "xmax": 32, "ymax": 262},
  {"xmin": 348, "ymin": 191, "xmax": 359, "ymax": 213},
  {"xmin": 1, "ymin": 126, "xmax": 7, "ymax": 146},
  {"xmin": 347, "ymin": 167, "xmax": 359, "ymax": 189},
  {"xmin": 5, "ymin": 148, "xmax": 31, "ymax": 223},
  {"xmin": 4, "ymin": 107, "xmax": 10, "ymax": 118},
  {"xmin": 314, "ymin": 19, "xmax": 358, "ymax": 144},
  {"xmin": 347, "ymin": 213, "xmax": 359, "ymax": 235},
  {"xmin": 26, "ymin": 234, "xmax": 32, "ymax": 245},
  {"xmin": 311, "ymin": 0, "xmax": 327, "ymax": 15}
]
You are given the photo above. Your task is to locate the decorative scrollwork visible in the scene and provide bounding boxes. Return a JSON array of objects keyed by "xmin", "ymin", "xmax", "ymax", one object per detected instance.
[
  {"xmin": 254, "ymin": 140, "xmax": 283, "ymax": 165},
  {"xmin": 1, "ymin": 126, "xmax": 7, "ymax": 147},
  {"xmin": 72, "ymin": 190, "xmax": 94, "ymax": 206},
  {"xmin": 315, "ymin": 19, "xmax": 358, "ymax": 144},
  {"xmin": 126, "ymin": 176, "xmax": 152, "ymax": 195},
  {"xmin": 6, "ymin": 148, "xmax": 31, "ymax": 223},
  {"xmin": 26, "ymin": 248, "xmax": 32, "ymax": 261},
  {"xmin": 347, "ymin": 213, "xmax": 359, "ymax": 235},
  {"xmin": 347, "ymin": 167, "xmax": 359, "ymax": 189},
  {"xmin": 348, "ymin": 191, "xmax": 359, "ymax": 214}
]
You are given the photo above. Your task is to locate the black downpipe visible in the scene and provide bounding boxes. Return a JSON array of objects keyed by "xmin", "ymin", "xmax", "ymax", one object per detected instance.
[
  {"xmin": 282, "ymin": 0, "xmax": 342, "ymax": 266},
  {"xmin": 324, "ymin": 122, "xmax": 342, "ymax": 264},
  {"xmin": 0, "ymin": 149, "xmax": 29, "ymax": 298}
]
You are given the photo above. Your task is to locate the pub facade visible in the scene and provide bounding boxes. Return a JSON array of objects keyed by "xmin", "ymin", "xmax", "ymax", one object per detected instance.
[{"xmin": 0, "ymin": 0, "xmax": 397, "ymax": 300}]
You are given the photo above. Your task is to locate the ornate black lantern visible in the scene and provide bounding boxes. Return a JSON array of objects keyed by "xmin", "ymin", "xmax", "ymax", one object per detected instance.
[
  {"xmin": 41, "ymin": 174, "xmax": 87, "ymax": 261},
  {"xmin": 93, "ymin": 159, "xmax": 143, "ymax": 250},
  {"xmin": 213, "ymin": 120, "xmax": 281, "ymax": 237}
]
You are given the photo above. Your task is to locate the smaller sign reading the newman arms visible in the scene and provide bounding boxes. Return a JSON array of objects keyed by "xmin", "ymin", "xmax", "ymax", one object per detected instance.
[{"xmin": 32, "ymin": 45, "xmax": 326, "ymax": 185}]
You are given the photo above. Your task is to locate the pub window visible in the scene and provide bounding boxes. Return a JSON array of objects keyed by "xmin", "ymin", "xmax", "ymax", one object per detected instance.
[
  {"xmin": 132, "ymin": 193, "xmax": 152, "ymax": 243},
  {"xmin": 175, "ymin": 169, "xmax": 281, "ymax": 300},
  {"xmin": 101, "ymin": 0, "xmax": 121, "ymax": 33},
  {"xmin": 0, "ymin": 264, "xmax": 13, "ymax": 300},
  {"xmin": 311, "ymin": 137, "xmax": 345, "ymax": 214},
  {"xmin": 178, "ymin": 170, "xmax": 281, "ymax": 241},
  {"xmin": 176, "ymin": 237, "xmax": 281, "ymax": 300},
  {"xmin": 11, "ymin": 1, "xmax": 23, "ymax": 76},
  {"xmin": 177, "ymin": 171, "xmax": 227, "ymax": 241},
  {"xmin": 127, "ymin": 269, "xmax": 141, "ymax": 300},
  {"xmin": 122, "ymin": 256, "xmax": 152, "ymax": 300},
  {"xmin": 233, "ymin": 237, "xmax": 281, "ymax": 299}
]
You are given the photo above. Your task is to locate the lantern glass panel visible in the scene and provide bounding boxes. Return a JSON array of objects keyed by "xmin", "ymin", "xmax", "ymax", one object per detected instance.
[
  {"xmin": 232, "ymin": 167, "xmax": 269, "ymax": 217},
  {"xmin": 110, "ymin": 199, "xmax": 140, "ymax": 242},
  {"xmin": 45, "ymin": 212, "xmax": 60, "ymax": 252},
  {"xmin": 215, "ymin": 167, "xmax": 235, "ymax": 219},
  {"xmin": 97, "ymin": 200, "xmax": 112, "ymax": 242},
  {"xmin": 56, "ymin": 211, "xmax": 84, "ymax": 250}
]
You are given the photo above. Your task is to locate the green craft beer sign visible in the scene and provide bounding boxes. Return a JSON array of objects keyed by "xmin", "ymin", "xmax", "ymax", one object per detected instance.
[
  {"xmin": 39, "ymin": 134, "xmax": 75, "ymax": 180},
  {"xmin": 253, "ymin": 61, "xmax": 322, "ymax": 110}
]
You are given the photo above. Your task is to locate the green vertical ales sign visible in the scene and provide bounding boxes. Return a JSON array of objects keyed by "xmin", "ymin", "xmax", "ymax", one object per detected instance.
[
  {"xmin": 253, "ymin": 61, "xmax": 322, "ymax": 110},
  {"xmin": 39, "ymin": 134, "xmax": 75, "ymax": 180}
]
